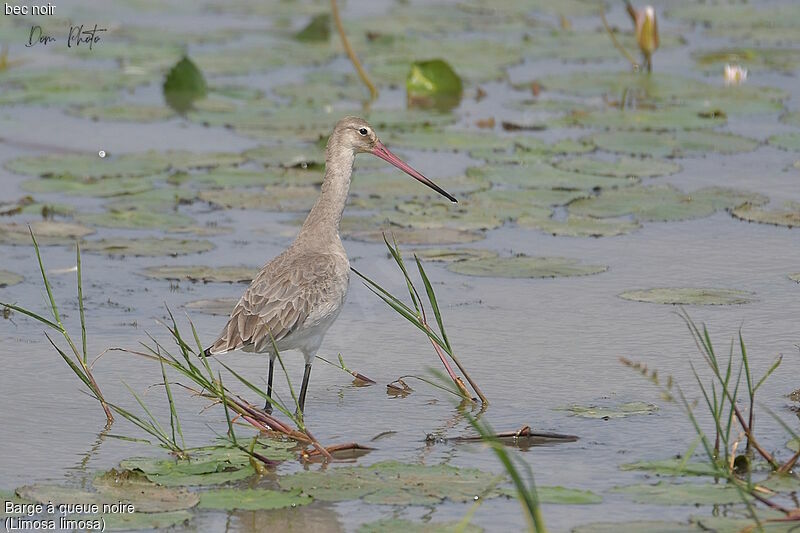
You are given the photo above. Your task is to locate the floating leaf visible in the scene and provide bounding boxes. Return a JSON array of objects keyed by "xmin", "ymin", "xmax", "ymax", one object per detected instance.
[
  {"xmin": 92, "ymin": 469, "xmax": 199, "ymax": 512},
  {"xmin": 0, "ymin": 490, "xmax": 32, "ymax": 518},
  {"xmin": 20, "ymin": 176, "xmax": 155, "ymax": 198},
  {"xmin": 0, "ymin": 270, "xmax": 23, "ymax": 287},
  {"xmin": 694, "ymin": 47, "xmax": 800, "ymax": 74},
  {"xmin": 558, "ymin": 401, "xmax": 658, "ymax": 419},
  {"xmin": 568, "ymin": 185, "xmax": 767, "ymax": 222},
  {"xmin": 140, "ymin": 266, "xmax": 257, "ymax": 283},
  {"xmin": 76, "ymin": 209, "xmax": 194, "ymax": 230},
  {"xmin": 619, "ymin": 288, "xmax": 754, "ymax": 306},
  {"xmin": 0, "ymin": 221, "xmax": 94, "ymax": 245},
  {"xmin": 731, "ymin": 202, "xmax": 800, "ymax": 228},
  {"xmin": 691, "ymin": 515, "xmax": 794, "ymax": 533},
  {"xmin": 95, "ymin": 511, "xmax": 192, "ymax": 531},
  {"xmin": 406, "ymin": 59, "xmax": 463, "ymax": 110},
  {"xmin": 790, "ymin": 273, "xmax": 800, "ymax": 283},
  {"xmin": 535, "ymin": 486, "xmax": 602, "ymax": 505},
  {"xmin": 448, "ymin": 256, "xmax": 608, "ymax": 278},
  {"xmin": 80, "ymin": 238, "xmax": 213, "ymax": 257},
  {"xmin": 565, "ymin": 107, "xmax": 726, "ymax": 131},
  {"xmin": 346, "ymin": 227, "xmax": 484, "ymax": 245},
  {"xmin": 411, "ymin": 248, "xmax": 497, "ymax": 263},
  {"xmin": 769, "ymin": 133, "xmax": 800, "ymax": 152},
  {"xmin": 184, "ymin": 298, "xmax": 238, "ymax": 316},
  {"xmin": 572, "ymin": 521, "xmax": 696, "ymax": 533},
  {"xmin": 555, "ymin": 156, "xmax": 681, "ymax": 178},
  {"xmin": 358, "ymin": 519, "xmax": 482, "ymax": 533},
  {"xmin": 611, "ymin": 481, "xmax": 747, "ymax": 506},
  {"xmin": 467, "ymin": 161, "xmax": 635, "ymax": 190},
  {"xmin": 200, "ymin": 186, "xmax": 318, "ymax": 211},
  {"xmin": 278, "ymin": 460, "xmax": 497, "ymax": 505},
  {"xmin": 295, "ymin": 13, "xmax": 330, "ymax": 42},
  {"xmin": 518, "ymin": 215, "xmax": 641, "ymax": 238},
  {"xmin": 68, "ymin": 104, "xmax": 175, "ymax": 122},
  {"xmin": 198, "ymin": 488, "xmax": 311, "ymax": 510},
  {"xmin": 163, "ymin": 56, "xmax": 208, "ymax": 114},
  {"xmin": 620, "ymin": 459, "xmax": 718, "ymax": 477},
  {"xmin": 386, "ymin": 130, "xmax": 514, "ymax": 152},
  {"xmin": 589, "ymin": 130, "xmax": 759, "ymax": 158}
]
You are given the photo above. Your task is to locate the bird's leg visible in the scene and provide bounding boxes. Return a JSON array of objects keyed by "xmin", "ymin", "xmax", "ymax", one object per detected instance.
[
  {"xmin": 297, "ymin": 363, "xmax": 312, "ymax": 416},
  {"xmin": 264, "ymin": 356, "xmax": 275, "ymax": 414}
]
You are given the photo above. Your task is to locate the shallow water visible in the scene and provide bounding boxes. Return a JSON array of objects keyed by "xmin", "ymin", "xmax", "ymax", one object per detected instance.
[{"xmin": 1, "ymin": 0, "xmax": 799, "ymax": 531}]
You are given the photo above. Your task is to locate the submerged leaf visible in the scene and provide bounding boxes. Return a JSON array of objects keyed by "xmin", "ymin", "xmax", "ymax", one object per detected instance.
[{"xmin": 558, "ymin": 401, "xmax": 658, "ymax": 419}]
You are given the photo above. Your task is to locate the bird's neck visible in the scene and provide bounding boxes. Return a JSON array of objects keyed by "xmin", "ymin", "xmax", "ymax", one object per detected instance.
[{"xmin": 298, "ymin": 147, "xmax": 354, "ymax": 241}]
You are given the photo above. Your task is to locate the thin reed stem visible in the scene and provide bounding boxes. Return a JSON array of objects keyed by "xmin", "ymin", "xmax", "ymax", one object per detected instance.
[{"xmin": 331, "ymin": 0, "xmax": 378, "ymax": 100}]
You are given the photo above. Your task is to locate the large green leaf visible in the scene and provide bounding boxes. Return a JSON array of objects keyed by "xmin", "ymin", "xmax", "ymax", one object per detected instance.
[
  {"xmin": 619, "ymin": 288, "xmax": 754, "ymax": 305},
  {"xmin": 610, "ymin": 482, "xmax": 749, "ymax": 506},
  {"xmin": 198, "ymin": 488, "xmax": 311, "ymax": 510},
  {"xmin": 448, "ymin": 256, "xmax": 608, "ymax": 278}
]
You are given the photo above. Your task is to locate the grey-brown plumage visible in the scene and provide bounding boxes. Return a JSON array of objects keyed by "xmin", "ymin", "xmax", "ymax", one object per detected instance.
[{"xmin": 205, "ymin": 116, "xmax": 456, "ymax": 414}]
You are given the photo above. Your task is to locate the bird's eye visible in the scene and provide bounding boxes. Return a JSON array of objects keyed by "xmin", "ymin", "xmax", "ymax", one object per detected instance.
[{"xmin": 358, "ymin": 128, "xmax": 368, "ymax": 136}]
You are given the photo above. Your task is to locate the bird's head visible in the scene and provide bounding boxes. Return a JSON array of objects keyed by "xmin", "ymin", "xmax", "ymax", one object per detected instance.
[{"xmin": 330, "ymin": 116, "xmax": 457, "ymax": 203}]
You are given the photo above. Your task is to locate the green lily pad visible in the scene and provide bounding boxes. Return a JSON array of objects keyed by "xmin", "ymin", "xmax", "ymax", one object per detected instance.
[
  {"xmin": 21, "ymin": 176, "xmax": 155, "ymax": 198},
  {"xmin": 411, "ymin": 248, "xmax": 497, "ymax": 263},
  {"xmin": 406, "ymin": 59, "xmax": 463, "ymax": 110},
  {"xmin": 243, "ymin": 144, "xmax": 324, "ymax": 169},
  {"xmin": 350, "ymin": 172, "xmax": 487, "ymax": 208},
  {"xmin": 198, "ymin": 488, "xmax": 311, "ymax": 510},
  {"xmin": 790, "ymin": 273, "xmax": 800, "ymax": 283},
  {"xmin": 471, "ymin": 189, "xmax": 585, "ymax": 213},
  {"xmin": 620, "ymin": 459, "xmax": 718, "ymax": 477},
  {"xmin": 694, "ymin": 48, "xmax": 800, "ymax": 74},
  {"xmin": 517, "ymin": 215, "xmax": 641, "ymax": 238},
  {"xmin": 76, "ymin": 209, "xmax": 194, "ymax": 230},
  {"xmin": 731, "ymin": 202, "xmax": 800, "ymax": 228},
  {"xmin": 272, "ymin": 72, "xmax": 369, "ymax": 105},
  {"xmin": 163, "ymin": 56, "xmax": 208, "ymax": 114},
  {"xmin": 568, "ymin": 185, "xmax": 767, "ymax": 222},
  {"xmin": 178, "ymin": 168, "xmax": 282, "ymax": 189},
  {"xmin": 535, "ymin": 486, "xmax": 602, "ymax": 505},
  {"xmin": 388, "ymin": 200, "xmax": 503, "ymax": 231},
  {"xmin": 769, "ymin": 133, "xmax": 800, "ymax": 152},
  {"xmin": 619, "ymin": 288, "xmax": 755, "ymax": 306},
  {"xmin": 0, "ymin": 221, "xmax": 94, "ymax": 245},
  {"xmin": 555, "ymin": 156, "xmax": 681, "ymax": 178},
  {"xmin": 278, "ymin": 460, "xmax": 497, "ymax": 505},
  {"xmin": 68, "ymin": 104, "xmax": 175, "ymax": 122},
  {"xmin": 788, "ymin": 438, "xmax": 799, "ymax": 452},
  {"xmin": 295, "ymin": 13, "xmax": 330, "ymax": 42},
  {"xmin": 448, "ymin": 255, "xmax": 608, "ymax": 278},
  {"xmin": 96, "ymin": 510, "xmax": 192, "ymax": 531},
  {"xmin": 691, "ymin": 515, "xmax": 796, "ymax": 533},
  {"xmin": 572, "ymin": 521, "xmax": 697, "ymax": 533},
  {"xmin": 20, "ymin": 202, "xmax": 75, "ymax": 218},
  {"xmin": 140, "ymin": 266, "xmax": 256, "ymax": 283},
  {"xmin": 611, "ymin": 481, "xmax": 748, "ymax": 506},
  {"xmin": 558, "ymin": 401, "xmax": 658, "ymax": 419},
  {"xmin": 0, "ymin": 270, "xmax": 23, "ymax": 287},
  {"xmin": 386, "ymin": 130, "xmax": 514, "ymax": 152},
  {"xmin": 105, "ymin": 187, "xmax": 197, "ymax": 212},
  {"xmin": 92, "ymin": 469, "xmax": 199, "ymax": 512},
  {"xmin": 80, "ymin": 238, "xmax": 213, "ymax": 257},
  {"xmin": 564, "ymin": 106, "xmax": 726, "ymax": 131},
  {"xmin": 589, "ymin": 130, "xmax": 759, "ymax": 158},
  {"xmin": 358, "ymin": 519, "xmax": 482, "ymax": 533},
  {"xmin": 345, "ymin": 227, "xmax": 484, "ymax": 245},
  {"xmin": 200, "ymin": 186, "xmax": 319, "ymax": 211},
  {"xmin": 467, "ymin": 161, "xmax": 636, "ymax": 190},
  {"xmin": 184, "ymin": 297, "xmax": 238, "ymax": 316}
]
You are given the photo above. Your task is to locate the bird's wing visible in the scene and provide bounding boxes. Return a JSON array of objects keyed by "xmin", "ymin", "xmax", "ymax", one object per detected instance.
[{"xmin": 206, "ymin": 251, "xmax": 346, "ymax": 355}]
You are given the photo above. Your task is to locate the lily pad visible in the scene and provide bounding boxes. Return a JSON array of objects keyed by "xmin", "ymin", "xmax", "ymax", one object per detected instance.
[
  {"xmin": 278, "ymin": 460, "xmax": 497, "ymax": 505},
  {"xmin": 589, "ymin": 130, "xmax": 759, "ymax": 158},
  {"xmin": 536, "ymin": 486, "xmax": 602, "ymax": 505},
  {"xmin": 96, "ymin": 511, "xmax": 192, "ymax": 531},
  {"xmin": 198, "ymin": 488, "xmax": 311, "ymax": 510},
  {"xmin": 0, "ymin": 221, "xmax": 94, "ymax": 245},
  {"xmin": 411, "ymin": 248, "xmax": 497, "ymax": 263},
  {"xmin": 555, "ymin": 156, "xmax": 681, "ymax": 178},
  {"xmin": 518, "ymin": 215, "xmax": 641, "ymax": 238},
  {"xmin": 346, "ymin": 227, "xmax": 484, "ymax": 245},
  {"xmin": 200, "ymin": 186, "xmax": 318, "ymax": 211},
  {"xmin": 80, "ymin": 238, "xmax": 213, "ymax": 257},
  {"xmin": 565, "ymin": 106, "xmax": 726, "ymax": 131},
  {"xmin": 447, "ymin": 256, "xmax": 608, "ymax": 278},
  {"xmin": 0, "ymin": 489, "xmax": 32, "ymax": 518},
  {"xmin": 0, "ymin": 270, "xmax": 23, "ymax": 287},
  {"xmin": 76, "ymin": 209, "xmax": 194, "ymax": 229},
  {"xmin": 184, "ymin": 297, "xmax": 238, "ymax": 316},
  {"xmin": 568, "ymin": 185, "xmax": 767, "ymax": 222},
  {"xmin": 68, "ymin": 104, "xmax": 176, "ymax": 122},
  {"xmin": 92, "ymin": 469, "xmax": 199, "ymax": 512},
  {"xmin": 691, "ymin": 515, "xmax": 796, "ymax": 533},
  {"xmin": 21, "ymin": 176, "xmax": 155, "ymax": 198},
  {"xmin": 694, "ymin": 48, "xmax": 800, "ymax": 74},
  {"xmin": 620, "ymin": 459, "xmax": 718, "ymax": 477},
  {"xmin": 243, "ymin": 144, "xmax": 324, "ymax": 169},
  {"xmin": 768, "ymin": 133, "xmax": 800, "ymax": 152},
  {"xmin": 467, "ymin": 161, "xmax": 636, "ymax": 190},
  {"xmin": 790, "ymin": 273, "xmax": 800, "ymax": 283},
  {"xmin": 619, "ymin": 288, "xmax": 754, "ymax": 306},
  {"xmin": 140, "ymin": 266, "xmax": 256, "ymax": 283},
  {"xmin": 406, "ymin": 59, "xmax": 463, "ymax": 110},
  {"xmin": 731, "ymin": 202, "xmax": 800, "ymax": 228},
  {"xmin": 572, "ymin": 521, "xmax": 697, "ymax": 533},
  {"xmin": 295, "ymin": 13, "xmax": 330, "ymax": 42},
  {"xmin": 386, "ymin": 130, "xmax": 515, "ymax": 152},
  {"xmin": 558, "ymin": 401, "xmax": 658, "ymax": 419},
  {"xmin": 358, "ymin": 519, "xmax": 482, "ymax": 533},
  {"xmin": 610, "ymin": 481, "xmax": 747, "ymax": 506}
]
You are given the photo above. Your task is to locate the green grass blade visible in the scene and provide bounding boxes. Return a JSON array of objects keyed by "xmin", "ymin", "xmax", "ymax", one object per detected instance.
[
  {"xmin": 123, "ymin": 381, "xmax": 170, "ymax": 442},
  {"xmin": 0, "ymin": 302, "xmax": 61, "ymax": 330},
  {"xmin": 383, "ymin": 234, "xmax": 420, "ymax": 314},
  {"xmin": 160, "ymin": 358, "xmax": 184, "ymax": 449},
  {"xmin": 76, "ymin": 243, "xmax": 87, "ymax": 364},
  {"xmin": 753, "ymin": 356, "xmax": 782, "ymax": 393},
  {"xmin": 415, "ymin": 255, "xmax": 451, "ymax": 351},
  {"xmin": 29, "ymin": 227, "xmax": 61, "ymax": 325},
  {"xmin": 351, "ymin": 266, "xmax": 417, "ymax": 318}
]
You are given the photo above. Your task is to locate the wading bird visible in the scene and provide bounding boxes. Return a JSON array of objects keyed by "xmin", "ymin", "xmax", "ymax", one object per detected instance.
[{"xmin": 205, "ymin": 116, "xmax": 456, "ymax": 415}]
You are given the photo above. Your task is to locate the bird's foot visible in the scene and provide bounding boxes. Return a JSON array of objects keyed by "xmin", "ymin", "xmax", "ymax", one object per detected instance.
[{"xmin": 262, "ymin": 402, "xmax": 273, "ymax": 415}]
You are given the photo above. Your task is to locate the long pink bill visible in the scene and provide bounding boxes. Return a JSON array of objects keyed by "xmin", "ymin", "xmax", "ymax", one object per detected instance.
[{"xmin": 371, "ymin": 141, "xmax": 457, "ymax": 203}]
